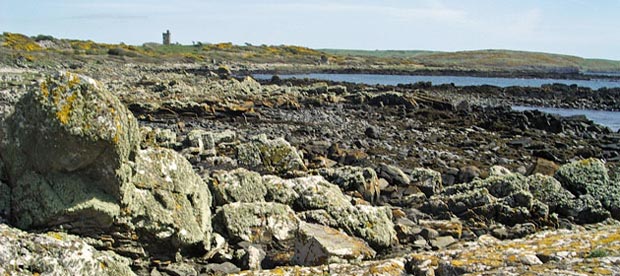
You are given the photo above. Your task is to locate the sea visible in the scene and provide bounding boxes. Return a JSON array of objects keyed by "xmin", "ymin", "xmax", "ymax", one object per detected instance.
[{"xmin": 253, "ymin": 73, "xmax": 620, "ymax": 131}]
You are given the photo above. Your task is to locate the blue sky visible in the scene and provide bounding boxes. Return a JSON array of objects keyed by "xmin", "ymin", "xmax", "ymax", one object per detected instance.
[{"xmin": 2, "ymin": 0, "xmax": 620, "ymax": 60}]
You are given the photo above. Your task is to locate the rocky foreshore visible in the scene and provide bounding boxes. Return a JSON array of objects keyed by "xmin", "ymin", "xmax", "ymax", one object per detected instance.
[{"xmin": 1, "ymin": 65, "xmax": 619, "ymax": 275}]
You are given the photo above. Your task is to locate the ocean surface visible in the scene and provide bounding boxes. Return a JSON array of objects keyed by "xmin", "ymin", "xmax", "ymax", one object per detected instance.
[
  {"xmin": 512, "ymin": 106, "xmax": 620, "ymax": 132},
  {"xmin": 253, "ymin": 73, "xmax": 620, "ymax": 90}
]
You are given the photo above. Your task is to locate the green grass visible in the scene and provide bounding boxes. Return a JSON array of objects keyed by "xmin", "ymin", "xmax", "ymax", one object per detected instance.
[
  {"xmin": 587, "ymin": 248, "xmax": 609, "ymax": 258},
  {"xmin": 320, "ymin": 49, "xmax": 436, "ymax": 58}
]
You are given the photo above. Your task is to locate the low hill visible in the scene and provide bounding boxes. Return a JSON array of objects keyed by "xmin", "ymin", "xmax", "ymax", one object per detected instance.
[{"xmin": 2, "ymin": 32, "xmax": 620, "ymax": 75}]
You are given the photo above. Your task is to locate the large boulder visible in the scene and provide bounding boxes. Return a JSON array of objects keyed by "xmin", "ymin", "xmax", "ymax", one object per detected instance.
[
  {"xmin": 119, "ymin": 147, "xmax": 213, "ymax": 257},
  {"xmin": 292, "ymin": 176, "xmax": 396, "ymax": 249},
  {"xmin": 208, "ymin": 168, "xmax": 266, "ymax": 206},
  {"xmin": 439, "ymin": 173, "xmax": 550, "ymax": 226},
  {"xmin": 293, "ymin": 223, "xmax": 376, "ymax": 266},
  {"xmin": 236, "ymin": 134, "xmax": 306, "ymax": 175},
  {"xmin": 0, "ymin": 72, "xmax": 213, "ymax": 259},
  {"xmin": 554, "ymin": 158, "xmax": 620, "ymax": 218},
  {"xmin": 0, "ymin": 223, "xmax": 135, "ymax": 275},
  {"xmin": 214, "ymin": 202, "xmax": 300, "ymax": 245},
  {"xmin": 0, "ymin": 72, "xmax": 139, "ymax": 231}
]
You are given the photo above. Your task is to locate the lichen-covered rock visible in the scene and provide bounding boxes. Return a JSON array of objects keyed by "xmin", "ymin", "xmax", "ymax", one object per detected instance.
[
  {"xmin": 489, "ymin": 165, "xmax": 512, "ymax": 177},
  {"xmin": 317, "ymin": 166, "xmax": 380, "ymax": 203},
  {"xmin": 208, "ymin": 168, "xmax": 266, "ymax": 206},
  {"xmin": 0, "ymin": 223, "xmax": 135, "ymax": 276},
  {"xmin": 119, "ymin": 147, "xmax": 212, "ymax": 256},
  {"xmin": 183, "ymin": 128, "xmax": 216, "ymax": 156},
  {"xmin": 0, "ymin": 71, "xmax": 139, "ymax": 231},
  {"xmin": 236, "ymin": 134, "xmax": 306, "ymax": 175},
  {"xmin": 293, "ymin": 223, "xmax": 376, "ymax": 266},
  {"xmin": 231, "ymin": 258, "xmax": 407, "ymax": 276},
  {"xmin": 292, "ymin": 176, "xmax": 396, "ymax": 249},
  {"xmin": 409, "ymin": 168, "xmax": 443, "ymax": 197},
  {"xmin": 140, "ymin": 126, "xmax": 178, "ymax": 149},
  {"xmin": 262, "ymin": 175, "xmax": 299, "ymax": 205},
  {"xmin": 527, "ymin": 174, "xmax": 574, "ymax": 213},
  {"xmin": 214, "ymin": 202, "xmax": 300, "ymax": 244},
  {"xmin": 555, "ymin": 158, "xmax": 620, "ymax": 219}
]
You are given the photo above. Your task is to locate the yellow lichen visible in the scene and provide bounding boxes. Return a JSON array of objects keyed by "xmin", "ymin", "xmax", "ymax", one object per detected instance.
[
  {"xmin": 40, "ymin": 82, "xmax": 49, "ymax": 97},
  {"xmin": 56, "ymin": 92, "xmax": 78, "ymax": 125},
  {"xmin": 47, "ymin": 232, "xmax": 64, "ymax": 240},
  {"xmin": 592, "ymin": 267, "xmax": 613, "ymax": 275}
]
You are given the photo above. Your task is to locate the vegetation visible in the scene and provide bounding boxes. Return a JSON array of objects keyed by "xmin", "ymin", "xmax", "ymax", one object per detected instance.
[
  {"xmin": 1, "ymin": 32, "xmax": 619, "ymax": 74},
  {"xmin": 587, "ymin": 248, "xmax": 609, "ymax": 258}
]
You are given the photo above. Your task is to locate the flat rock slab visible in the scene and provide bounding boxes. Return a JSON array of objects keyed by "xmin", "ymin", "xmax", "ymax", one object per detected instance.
[{"xmin": 293, "ymin": 222, "xmax": 376, "ymax": 266}]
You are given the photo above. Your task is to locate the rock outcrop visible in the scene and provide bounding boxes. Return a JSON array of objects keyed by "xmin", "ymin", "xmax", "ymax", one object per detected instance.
[
  {"xmin": 0, "ymin": 223, "xmax": 135, "ymax": 276},
  {"xmin": 0, "ymin": 72, "xmax": 212, "ymax": 260},
  {"xmin": 0, "ymin": 71, "xmax": 139, "ymax": 232}
]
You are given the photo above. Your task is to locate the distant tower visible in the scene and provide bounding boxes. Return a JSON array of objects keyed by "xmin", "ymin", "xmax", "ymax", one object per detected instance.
[{"xmin": 162, "ymin": 30, "xmax": 171, "ymax": 45}]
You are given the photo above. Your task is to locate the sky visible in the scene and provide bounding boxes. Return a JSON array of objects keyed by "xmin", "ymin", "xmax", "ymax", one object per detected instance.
[{"xmin": 2, "ymin": 0, "xmax": 620, "ymax": 60}]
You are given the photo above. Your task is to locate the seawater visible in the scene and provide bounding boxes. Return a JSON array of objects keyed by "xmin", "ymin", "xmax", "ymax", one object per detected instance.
[{"xmin": 253, "ymin": 73, "xmax": 620, "ymax": 90}]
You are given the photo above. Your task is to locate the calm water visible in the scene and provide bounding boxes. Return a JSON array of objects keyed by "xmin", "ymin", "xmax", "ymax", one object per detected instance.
[
  {"xmin": 512, "ymin": 106, "xmax": 620, "ymax": 132},
  {"xmin": 253, "ymin": 73, "xmax": 620, "ymax": 90}
]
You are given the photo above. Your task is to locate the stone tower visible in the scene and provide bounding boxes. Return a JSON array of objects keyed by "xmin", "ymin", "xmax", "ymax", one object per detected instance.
[{"xmin": 162, "ymin": 30, "xmax": 171, "ymax": 45}]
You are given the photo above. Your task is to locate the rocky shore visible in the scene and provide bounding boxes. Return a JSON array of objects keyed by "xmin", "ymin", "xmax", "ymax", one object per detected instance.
[{"xmin": 1, "ymin": 64, "xmax": 619, "ymax": 275}]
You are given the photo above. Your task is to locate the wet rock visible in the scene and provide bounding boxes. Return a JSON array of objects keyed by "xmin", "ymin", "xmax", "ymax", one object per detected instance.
[
  {"xmin": 236, "ymin": 134, "xmax": 307, "ymax": 175},
  {"xmin": 0, "ymin": 223, "xmax": 135, "ymax": 275},
  {"xmin": 317, "ymin": 166, "xmax": 380, "ymax": 203},
  {"xmin": 208, "ymin": 168, "xmax": 266, "ymax": 206},
  {"xmin": 120, "ymin": 147, "xmax": 213, "ymax": 257},
  {"xmin": 378, "ymin": 163, "xmax": 410, "ymax": 186},
  {"xmin": 555, "ymin": 158, "xmax": 620, "ymax": 219},
  {"xmin": 293, "ymin": 223, "xmax": 376, "ymax": 266},
  {"xmin": 214, "ymin": 202, "xmax": 300, "ymax": 245},
  {"xmin": 1, "ymin": 72, "xmax": 139, "ymax": 232},
  {"xmin": 409, "ymin": 168, "xmax": 443, "ymax": 197}
]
